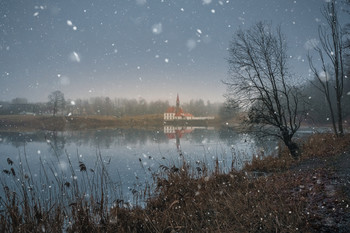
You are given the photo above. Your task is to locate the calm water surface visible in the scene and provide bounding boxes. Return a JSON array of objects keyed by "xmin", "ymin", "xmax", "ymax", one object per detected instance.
[{"xmin": 0, "ymin": 126, "xmax": 277, "ymax": 203}]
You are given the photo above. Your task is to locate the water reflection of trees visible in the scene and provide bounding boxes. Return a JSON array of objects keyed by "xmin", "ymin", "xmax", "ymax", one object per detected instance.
[
  {"xmin": 68, "ymin": 129, "xmax": 169, "ymax": 148},
  {"xmin": 0, "ymin": 129, "xmax": 170, "ymax": 151},
  {"xmin": 218, "ymin": 127, "xmax": 278, "ymax": 156},
  {"xmin": 0, "ymin": 128, "xmax": 256, "ymax": 149},
  {"xmin": 46, "ymin": 131, "xmax": 66, "ymax": 156},
  {"xmin": 185, "ymin": 128, "xmax": 219, "ymax": 144},
  {"xmin": 0, "ymin": 132, "xmax": 46, "ymax": 148},
  {"xmin": 218, "ymin": 127, "xmax": 240, "ymax": 144},
  {"xmin": 0, "ymin": 128, "xmax": 279, "ymax": 158}
]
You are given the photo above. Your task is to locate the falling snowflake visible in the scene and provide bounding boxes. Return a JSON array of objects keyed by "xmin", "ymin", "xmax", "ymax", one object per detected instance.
[
  {"xmin": 59, "ymin": 76, "xmax": 70, "ymax": 86},
  {"xmin": 319, "ymin": 71, "xmax": 329, "ymax": 82},
  {"xmin": 136, "ymin": 0, "xmax": 147, "ymax": 6},
  {"xmin": 202, "ymin": 0, "xmax": 212, "ymax": 4},
  {"xmin": 152, "ymin": 23, "xmax": 162, "ymax": 34},
  {"xmin": 186, "ymin": 39, "xmax": 196, "ymax": 51},
  {"xmin": 304, "ymin": 38, "xmax": 319, "ymax": 50},
  {"xmin": 69, "ymin": 51, "xmax": 81, "ymax": 62}
]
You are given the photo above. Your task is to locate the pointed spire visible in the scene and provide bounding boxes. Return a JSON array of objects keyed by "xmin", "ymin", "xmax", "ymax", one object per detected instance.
[{"xmin": 176, "ymin": 93, "xmax": 180, "ymax": 113}]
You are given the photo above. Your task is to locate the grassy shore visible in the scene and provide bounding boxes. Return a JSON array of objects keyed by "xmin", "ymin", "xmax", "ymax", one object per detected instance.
[
  {"xmin": 1, "ymin": 133, "xmax": 349, "ymax": 232},
  {"xmin": 0, "ymin": 114, "xmax": 224, "ymax": 132}
]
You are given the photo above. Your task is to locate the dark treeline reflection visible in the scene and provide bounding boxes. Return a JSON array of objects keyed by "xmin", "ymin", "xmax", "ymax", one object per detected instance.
[
  {"xmin": 218, "ymin": 127, "xmax": 276, "ymax": 153},
  {"xmin": 0, "ymin": 127, "xmax": 276, "ymax": 158},
  {"xmin": 0, "ymin": 129, "xmax": 165, "ymax": 149},
  {"xmin": 0, "ymin": 127, "xmax": 242, "ymax": 152}
]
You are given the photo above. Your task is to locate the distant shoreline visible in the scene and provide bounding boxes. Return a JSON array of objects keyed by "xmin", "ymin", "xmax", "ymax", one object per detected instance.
[
  {"xmin": 1, "ymin": 115, "xmax": 348, "ymax": 133},
  {"xmin": 0, "ymin": 115, "xmax": 226, "ymax": 132}
]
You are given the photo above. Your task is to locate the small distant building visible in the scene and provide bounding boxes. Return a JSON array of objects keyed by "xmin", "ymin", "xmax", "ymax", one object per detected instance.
[{"xmin": 164, "ymin": 94, "xmax": 194, "ymax": 120}]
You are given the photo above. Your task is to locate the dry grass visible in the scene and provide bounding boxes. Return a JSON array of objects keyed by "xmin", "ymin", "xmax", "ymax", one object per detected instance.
[
  {"xmin": 0, "ymin": 151, "xmax": 122, "ymax": 233},
  {"xmin": 302, "ymin": 133, "xmax": 350, "ymax": 158},
  {"xmin": 1, "ymin": 133, "xmax": 349, "ymax": 232},
  {"xmin": 108, "ymin": 160, "xmax": 348, "ymax": 232},
  {"xmin": 244, "ymin": 133, "xmax": 350, "ymax": 173},
  {"xmin": 0, "ymin": 114, "xmax": 224, "ymax": 132},
  {"xmin": 0, "ymin": 115, "xmax": 67, "ymax": 131},
  {"xmin": 0, "ymin": 114, "xmax": 165, "ymax": 131},
  {"xmin": 244, "ymin": 149, "xmax": 294, "ymax": 173}
]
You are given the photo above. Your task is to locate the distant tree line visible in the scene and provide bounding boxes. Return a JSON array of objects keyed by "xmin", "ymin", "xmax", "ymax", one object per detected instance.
[
  {"xmin": 67, "ymin": 97, "xmax": 172, "ymax": 116},
  {"xmin": 0, "ymin": 93, "xmax": 224, "ymax": 118},
  {"xmin": 0, "ymin": 98, "xmax": 48, "ymax": 115}
]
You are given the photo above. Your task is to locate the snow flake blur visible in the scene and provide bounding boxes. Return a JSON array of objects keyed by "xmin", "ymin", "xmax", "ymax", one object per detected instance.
[
  {"xmin": 69, "ymin": 52, "xmax": 81, "ymax": 63},
  {"xmin": 152, "ymin": 23, "xmax": 163, "ymax": 34},
  {"xmin": 0, "ymin": 0, "xmax": 348, "ymax": 103}
]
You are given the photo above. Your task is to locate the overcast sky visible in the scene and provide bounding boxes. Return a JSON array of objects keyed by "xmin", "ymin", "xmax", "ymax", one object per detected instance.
[{"xmin": 0, "ymin": 0, "xmax": 347, "ymax": 103}]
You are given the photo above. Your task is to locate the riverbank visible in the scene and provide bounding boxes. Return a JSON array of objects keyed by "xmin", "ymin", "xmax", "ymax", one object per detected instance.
[
  {"xmin": 0, "ymin": 114, "xmax": 224, "ymax": 132},
  {"xmin": 108, "ymin": 133, "xmax": 350, "ymax": 232},
  {"xmin": 0, "ymin": 133, "xmax": 349, "ymax": 232}
]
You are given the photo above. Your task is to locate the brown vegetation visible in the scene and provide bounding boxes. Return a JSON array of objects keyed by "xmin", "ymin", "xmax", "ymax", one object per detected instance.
[
  {"xmin": 0, "ymin": 133, "xmax": 349, "ymax": 232},
  {"xmin": 0, "ymin": 114, "xmax": 223, "ymax": 132},
  {"xmin": 107, "ymin": 134, "xmax": 350, "ymax": 232},
  {"xmin": 0, "ymin": 115, "xmax": 164, "ymax": 132},
  {"xmin": 245, "ymin": 133, "xmax": 350, "ymax": 173}
]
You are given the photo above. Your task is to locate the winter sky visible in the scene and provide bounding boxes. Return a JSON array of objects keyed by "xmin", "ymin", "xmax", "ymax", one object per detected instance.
[{"xmin": 0, "ymin": 0, "xmax": 347, "ymax": 103}]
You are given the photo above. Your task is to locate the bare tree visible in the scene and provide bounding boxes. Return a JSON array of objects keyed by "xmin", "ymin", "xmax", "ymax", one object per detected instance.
[
  {"xmin": 48, "ymin": 90, "xmax": 65, "ymax": 116},
  {"xmin": 224, "ymin": 22, "xmax": 305, "ymax": 158},
  {"xmin": 307, "ymin": 0, "xmax": 345, "ymax": 136}
]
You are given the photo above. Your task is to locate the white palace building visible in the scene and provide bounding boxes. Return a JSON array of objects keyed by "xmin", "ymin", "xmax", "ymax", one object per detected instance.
[{"xmin": 163, "ymin": 94, "xmax": 215, "ymax": 121}]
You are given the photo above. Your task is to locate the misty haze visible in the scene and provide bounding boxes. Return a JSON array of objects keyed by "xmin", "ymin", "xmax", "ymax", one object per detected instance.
[{"xmin": 0, "ymin": 0, "xmax": 350, "ymax": 232}]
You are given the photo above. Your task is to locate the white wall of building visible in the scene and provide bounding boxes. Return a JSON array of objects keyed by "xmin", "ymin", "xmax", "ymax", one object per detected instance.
[{"xmin": 164, "ymin": 113, "xmax": 175, "ymax": 120}]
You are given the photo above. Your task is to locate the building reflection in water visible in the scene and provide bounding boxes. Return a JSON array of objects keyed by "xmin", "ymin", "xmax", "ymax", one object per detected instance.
[{"xmin": 164, "ymin": 126, "xmax": 214, "ymax": 152}]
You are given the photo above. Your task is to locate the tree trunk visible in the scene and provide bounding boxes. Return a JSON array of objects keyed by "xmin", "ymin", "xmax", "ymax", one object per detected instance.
[
  {"xmin": 286, "ymin": 141, "xmax": 300, "ymax": 159},
  {"xmin": 282, "ymin": 129, "xmax": 300, "ymax": 159},
  {"xmin": 326, "ymin": 94, "xmax": 338, "ymax": 136},
  {"xmin": 337, "ymin": 99, "xmax": 344, "ymax": 136}
]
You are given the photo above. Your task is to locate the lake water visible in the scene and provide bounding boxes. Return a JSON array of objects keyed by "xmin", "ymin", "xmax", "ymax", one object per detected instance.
[{"xmin": 0, "ymin": 126, "xmax": 278, "ymax": 205}]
